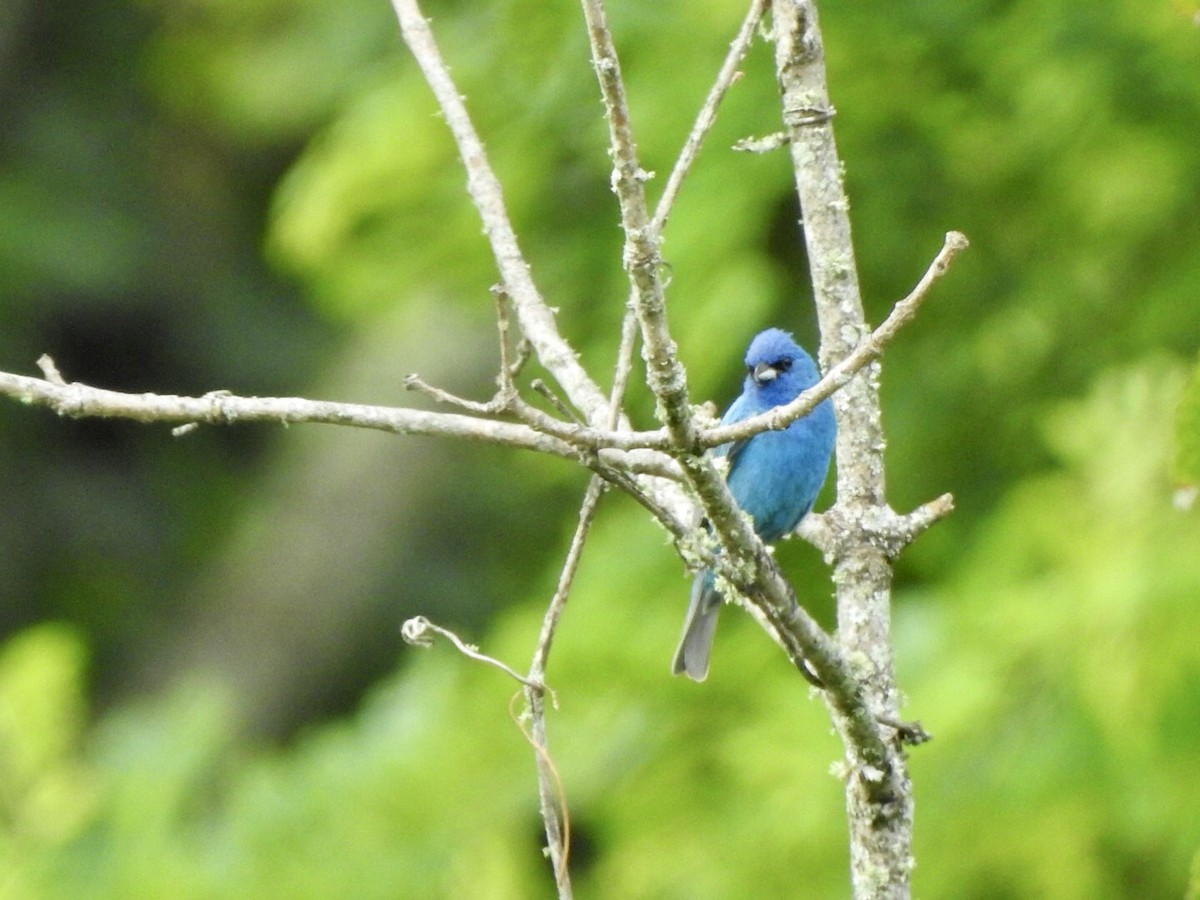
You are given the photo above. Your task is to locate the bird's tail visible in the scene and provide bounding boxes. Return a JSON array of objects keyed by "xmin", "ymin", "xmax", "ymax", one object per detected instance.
[{"xmin": 671, "ymin": 571, "xmax": 721, "ymax": 681}]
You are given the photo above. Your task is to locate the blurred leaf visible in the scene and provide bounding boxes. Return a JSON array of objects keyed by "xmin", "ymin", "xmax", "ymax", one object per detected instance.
[
  {"xmin": 0, "ymin": 624, "xmax": 95, "ymax": 893},
  {"xmin": 0, "ymin": 624, "xmax": 87, "ymax": 786},
  {"xmin": 903, "ymin": 359, "xmax": 1200, "ymax": 896},
  {"xmin": 1173, "ymin": 355, "xmax": 1200, "ymax": 508},
  {"xmin": 141, "ymin": 0, "xmax": 394, "ymax": 143}
]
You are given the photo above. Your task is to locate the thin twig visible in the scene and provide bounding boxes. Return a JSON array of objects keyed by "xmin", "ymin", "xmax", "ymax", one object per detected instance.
[
  {"xmin": 36, "ymin": 354, "xmax": 66, "ymax": 385},
  {"xmin": 531, "ymin": 379, "xmax": 585, "ymax": 424},
  {"xmin": 651, "ymin": 0, "xmax": 769, "ymax": 233},
  {"xmin": 403, "ymin": 374, "xmax": 507, "ymax": 414},
  {"xmin": 508, "ymin": 691, "xmax": 573, "ymax": 890},
  {"xmin": 530, "ymin": 481, "xmax": 605, "ymax": 679},
  {"xmin": 401, "ymin": 616, "xmax": 547, "ymax": 694},
  {"xmin": 706, "ymin": 231, "xmax": 969, "ymax": 447},
  {"xmin": 525, "ymin": 477, "xmax": 605, "ymax": 899},
  {"xmin": 0, "ymin": 363, "xmax": 581, "ymax": 453},
  {"xmin": 732, "ymin": 131, "xmax": 789, "ymax": 153},
  {"xmin": 402, "ymin": 289, "xmax": 529, "ymax": 415},
  {"xmin": 605, "ymin": 310, "xmax": 642, "ymax": 426},
  {"xmin": 586, "ymin": 456, "xmax": 692, "ymax": 536},
  {"xmin": 491, "ymin": 287, "xmax": 530, "ymax": 391}
]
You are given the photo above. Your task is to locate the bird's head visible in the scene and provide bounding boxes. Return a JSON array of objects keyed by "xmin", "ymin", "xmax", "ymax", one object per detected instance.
[{"xmin": 743, "ymin": 328, "xmax": 820, "ymax": 398}]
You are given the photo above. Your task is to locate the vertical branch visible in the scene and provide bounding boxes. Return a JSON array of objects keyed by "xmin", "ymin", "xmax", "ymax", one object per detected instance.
[
  {"xmin": 525, "ymin": 480, "xmax": 604, "ymax": 900},
  {"xmin": 525, "ymin": 255, "xmax": 629, "ymax": 894},
  {"xmin": 579, "ymin": 1, "xmax": 877, "ymax": 726},
  {"xmin": 605, "ymin": 0, "xmax": 768, "ymax": 434},
  {"xmin": 771, "ymin": 0, "xmax": 913, "ymax": 897},
  {"xmin": 577, "ymin": 0, "xmax": 691, "ymax": 449},
  {"xmin": 391, "ymin": 0, "xmax": 699, "ymax": 529}
]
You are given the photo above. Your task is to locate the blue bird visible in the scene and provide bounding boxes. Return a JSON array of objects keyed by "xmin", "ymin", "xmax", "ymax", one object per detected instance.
[{"xmin": 672, "ymin": 328, "xmax": 836, "ymax": 681}]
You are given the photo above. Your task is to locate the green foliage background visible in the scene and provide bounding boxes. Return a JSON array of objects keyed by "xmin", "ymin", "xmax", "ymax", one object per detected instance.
[{"xmin": 2, "ymin": 0, "xmax": 1200, "ymax": 896}]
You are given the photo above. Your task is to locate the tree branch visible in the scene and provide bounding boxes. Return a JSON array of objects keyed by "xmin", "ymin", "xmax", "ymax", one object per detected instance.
[
  {"xmin": 524, "ymin": 478, "xmax": 606, "ymax": 899},
  {"xmin": 706, "ymin": 231, "xmax": 969, "ymax": 447},
  {"xmin": 650, "ymin": 0, "xmax": 769, "ymax": 234},
  {"xmin": 578, "ymin": 0, "xmax": 895, "ymax": 767},
  {"xmin": 0, "ymin": 362, "xmax": 684, "ymax": 478},
  {"xmin": 0, "ymin": 3, "xmax": 963, "ymax": 895},
  {"xmin": 771, "ymin": 0, "xmax": 947, "ymax": 894},
  {"xmin": 389, "ymin": 0, "xmax": 612, "ymax": 427},
  {"xmin": 401, "ymin": 616, "xmax": 546, "ymax": 692}
]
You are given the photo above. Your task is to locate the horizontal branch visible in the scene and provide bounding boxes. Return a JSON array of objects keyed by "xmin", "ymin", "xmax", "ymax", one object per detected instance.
[{"xmin": 0, "ymin": 362, "xmax": 678, "ymax": 478}]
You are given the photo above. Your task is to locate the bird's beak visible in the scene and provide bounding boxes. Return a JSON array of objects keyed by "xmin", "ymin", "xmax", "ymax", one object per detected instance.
[{"xmin": 753, "ymin": 362, "xmax": 778, "ymax": 383}]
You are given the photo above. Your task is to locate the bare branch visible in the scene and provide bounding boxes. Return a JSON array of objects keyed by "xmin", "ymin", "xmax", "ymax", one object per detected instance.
[
  {"xmin": 36, "ymin": 354, "xmax": 67, "ymax": 385},
  {"xmin": 606, "ymin": 312, "xmax": 642, "ymax": 428},
  {"xmin": 577, "ymin": 0, "xmax": 882, "ymax": 753},
  {"xmin": 403, "ymin": 373, "xmax": 507, "ymax": 415},
  {"xmin": 600, "ymin": 0, "xmax": 768, "ymax": 445},
  {"xmin": 0, "ymin": 362, "xmax": 693, "ymax": 482},
  {"xmin": 892, "ymin": 492, "xmax": 956, "ymax": 545},
  {"xmin": 579, "ymin": 0, "xmax": 679, "ymax": 427},
  {"xmin": 389, "ymin": 0, "xmax": 612, "ymax": 425},
  {"xmin": 525, "ymin": 478, "xmax": 605, "ymax": 898},
  {"xmin": 770, "ymin": 0, "xmax": 942, "ymax": 893},
  {"xmin": 402, "ymin": 288, "xmax": 528, "ymax": 415},
  {"xmin": 391, "ymin": 0, "xmax": 697, "ymax": 534},
  {"xmin": 802, "ymin": 493, "xmax": 957, "ymax": 563},
  {"xmin": 531, "ymin": 379, "xmax": 585, "ymax": 425},
  {"xmin": 1, "ymin": 363, "xmax": 548, "ymax": 442},
  {"xmin": 651, "ymin": 0, "xmax": 769, "ymax": 233},
  {"xmin": 705, "ymin": 231, "xmax": 969, "ymax": 448},
  {"xmin": 529, "ymin": 480, "xmax": 604, "ymax": 685}
]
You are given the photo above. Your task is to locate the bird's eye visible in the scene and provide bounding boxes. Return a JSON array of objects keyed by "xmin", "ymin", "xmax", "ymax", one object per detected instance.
[{"xmin": 775, "ymin": 358, "xmax": 793, "ymax": 372}]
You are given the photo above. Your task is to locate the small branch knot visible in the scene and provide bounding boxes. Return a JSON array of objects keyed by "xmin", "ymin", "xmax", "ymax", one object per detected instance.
[
  {"xmin": 819, "ymin": 494, "xmax": 955, "ymax": 563},
  {"xmin": 204, "ymin": 390, "xmax": 234, "ymax": 424},
  {"xmin": 782, "ymin": 103, "xmax": 836, "ymax": 128}
]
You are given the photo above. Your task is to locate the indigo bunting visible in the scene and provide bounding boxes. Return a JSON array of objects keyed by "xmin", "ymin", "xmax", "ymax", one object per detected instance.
[{"xmin": 672, "ymin": 328, "xmax": 836, "ymax": 681}]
